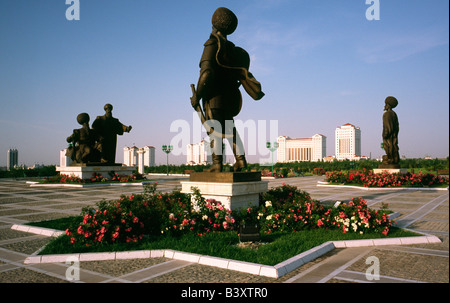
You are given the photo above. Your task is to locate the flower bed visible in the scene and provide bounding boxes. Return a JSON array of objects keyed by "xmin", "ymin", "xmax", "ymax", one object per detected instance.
[
  {"xmin": 324, "ymin": 169, "xmax": 449, "ymax": 188},
  {"xmin": 42, "ymin": 172, "xmax": 145, "ymax": 185},
  {"xmin": 60, "ymin": 183, "xmax": 393, "ymax": 248}
]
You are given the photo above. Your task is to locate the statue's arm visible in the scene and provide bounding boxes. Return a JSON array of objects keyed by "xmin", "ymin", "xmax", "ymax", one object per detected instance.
[
  {"xmin": 67, "ymin": 129, "xmax": 79, "ymax": 143},
  {"xmin": 382, "ymin": 112, "xmax": 394, "ymax": 139},
  {"xmin": 122, "ymin": 124, "xmax": 132, "ymax": 133},
  {"xmin": 193, "ymin": 41, "xmax": 217, "ymax": 107}
]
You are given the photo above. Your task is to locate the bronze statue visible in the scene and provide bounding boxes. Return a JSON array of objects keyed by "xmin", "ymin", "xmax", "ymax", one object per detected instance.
[
  {"xmin": 381, "ymin": 96, "xmax": 400, "ymax": 167},
  {"xmin": 66, "ymin": 113, "xmax": 100, "ymax": 164},
  {"xmin": 92, "ymin": 104, "xmax": 132, "ymax": 164},
  {"xmin": 190, "ymin": 7, "xmax": 264, "ymax": 172}
]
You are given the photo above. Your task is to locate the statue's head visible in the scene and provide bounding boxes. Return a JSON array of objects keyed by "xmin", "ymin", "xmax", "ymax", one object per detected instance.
[
  {"xmin": 77, "ymin": 113, "xmax": 90, "ymax": 125},
  {"xmin": 104, "ymin": 103, "xmax": 113, "ymax": 117},
  {"xmin": 385, "ymin": 96, "xmax": 398, "ymax": 109},
  {"xmin": 212, "ymin": 7, "xmax": 238, "ymax": 36}
]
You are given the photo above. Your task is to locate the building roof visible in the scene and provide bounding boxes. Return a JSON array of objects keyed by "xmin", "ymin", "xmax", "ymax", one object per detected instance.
[{"xmin": 337, "ymin": 123, "xmax": 360, "ymax": 130}]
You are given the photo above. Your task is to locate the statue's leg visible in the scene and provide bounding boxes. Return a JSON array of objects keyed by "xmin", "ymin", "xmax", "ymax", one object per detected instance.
[
  {"xmin": 224, "ymin": 119, "xmax": 247, "ymax": 172},
  {"xmin": 206, "ymin": 108, "xmax": 224, "ymax": 172}
]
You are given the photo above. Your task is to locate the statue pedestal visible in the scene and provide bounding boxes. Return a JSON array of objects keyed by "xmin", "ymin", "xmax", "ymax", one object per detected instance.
[
  {"xmin": 56, "ymin": 164, "xmax": 136, "ymax": 180},
  {"xmin": 373, "ymin": 166, "xmax": 407, "ymax": 175},
  {"xmin": 181, "ymin": 172, "xmax": 268, "ymax": 211}
]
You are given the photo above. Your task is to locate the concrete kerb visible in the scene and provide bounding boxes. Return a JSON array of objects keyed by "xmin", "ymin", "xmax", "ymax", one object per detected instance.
[
  {"xmin": 15, "ymin": 224, "xmax": 442, "ymax": 279},
  {"xmin": 26, "ymin": 181, "xmax": 156, "ymax": 188}
]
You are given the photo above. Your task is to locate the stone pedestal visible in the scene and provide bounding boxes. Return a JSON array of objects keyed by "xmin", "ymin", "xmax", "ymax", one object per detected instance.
[
  {"xmin": 56, "ymin": 164, "xmax": 136, "ymax": 180},
  {"xmin": 373, "ymin": 168, "xmax": 408, "ymax": 175},
  {"xmin": 181, "ymin": 172, "xmax": 268, "ymax": 211}
]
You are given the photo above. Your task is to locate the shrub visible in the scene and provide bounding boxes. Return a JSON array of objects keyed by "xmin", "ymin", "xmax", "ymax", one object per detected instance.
[
  {"xmin": 324, "ymin": 169, "xmax": 449, "ymax": 188},
  {"xmin": 62, "ymin": 183, "xmax": 394, "ymax": 248}
]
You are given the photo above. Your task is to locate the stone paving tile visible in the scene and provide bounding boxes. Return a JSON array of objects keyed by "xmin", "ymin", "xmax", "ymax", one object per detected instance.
[
  {"xmin": 0, "ymin": 267, "xmax": 69, "ymax": 283},
  {"xmin": 80, "ymin": 258, "xmax": 168, "ymax": 277},
  {"xmin": 0, "ymin": 208, "xmax": 42, "ymax": 216},
  {"xmin": 145, "ymin": 263, "xmax": 277, "ymax": 283},
  {"xmin": 1, "ymin": 237, "xmax": 52, "ymax": 255},
  {"xmin": 43, "ymin": 203, "xmax": 92, "ymax": 210},
  {"xmin": 35, "ymin": 194, "xmax": 78, "ymax": 200},
  {"xmin": 409, "ymin": 220, "xmax": 449, "ymax": 232},
  {"xmin": 0, "ymin": 228, "xmax": 36, "ymax": 241},
  {"xmin": 9, "ymin": 201, "xmax": 63, "ymax": 207},
  {"xmin": 345, "ymin": 248, "xmax": 449, "ymax": 283},
  {"xmin": 0, "ymin": 197, "xmax": 34, "ymax": 204}
]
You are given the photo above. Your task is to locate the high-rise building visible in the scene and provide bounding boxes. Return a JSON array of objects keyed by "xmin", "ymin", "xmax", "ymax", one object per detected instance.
[
  {"xmin": 59, "ymin": 149, "xmax": 72, "ymax": 167},
  {"xmin": 7, "ymin": 148, "xmax": 18, "ymax": 171},
  {"xmin": 277, "ymin": 134, "xmax": 326, "ymax": 163},
  {"xmin": 187, "ymin": 140, "xmax": 211, "ymax": 165},
  {"xmin": 123, "ymin": 146, "xmax": 155, "ymax": 167},
  {"xmin": 335, "ymin": 123, "xmax": 361, "ymax": 160}
]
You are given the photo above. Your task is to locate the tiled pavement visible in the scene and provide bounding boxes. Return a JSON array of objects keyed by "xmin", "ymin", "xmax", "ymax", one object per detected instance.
[{"xmin": 0, "ymin": 175, "xmax": 448, "ymax": 285}]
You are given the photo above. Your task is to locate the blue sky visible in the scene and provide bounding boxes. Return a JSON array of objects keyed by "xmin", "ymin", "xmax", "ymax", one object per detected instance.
[{"xmin": 0, "ymin": 0, "xmax": 448, "ymax": 166}]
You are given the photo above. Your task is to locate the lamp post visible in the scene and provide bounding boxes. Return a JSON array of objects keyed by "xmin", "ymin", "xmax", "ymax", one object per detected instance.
[
  {"xmin": 162, "ymin": 145, "xmax": 173, "ymax": 176},
  {"xmin": 266, "ymin": 141, "xmax": 279, "ymax": 176}
]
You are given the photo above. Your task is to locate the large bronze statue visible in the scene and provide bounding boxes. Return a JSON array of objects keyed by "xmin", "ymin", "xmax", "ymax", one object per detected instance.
[
  {"xmin": 66, "ymin": 113, "xmax": 100, "ymax": 164},
  {"xmin": 92, "ymin": 104, "xmax": 132, "ymax": 164},
  {"xmin": 381, "ymin": 96, "xmax": 400, "ymax": 167},
  {"xmin": 190, "ymin": 7, "xmax": 264, "ymax": 172}
]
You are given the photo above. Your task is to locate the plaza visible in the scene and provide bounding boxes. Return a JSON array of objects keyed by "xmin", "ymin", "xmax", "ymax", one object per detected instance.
[{"xmin": 0, "ymin": 175, "xmax": 448, "ymax": 284}]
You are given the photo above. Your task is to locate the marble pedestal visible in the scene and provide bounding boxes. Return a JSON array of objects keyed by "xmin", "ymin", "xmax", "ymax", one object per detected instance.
[
  {"xmin": 56, "ymin": 164, "xmax": 136, "ymax": 180},
  {"xmin": 181, "ymin": 172, "xmax": 268, "ymax": 211},
  {"xmin": 373, "ymin": 168, "xmax": 408, "ymax": 175}
]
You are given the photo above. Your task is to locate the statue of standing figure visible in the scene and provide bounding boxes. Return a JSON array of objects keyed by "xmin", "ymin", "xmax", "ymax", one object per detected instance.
[
  {"xmin": 92, "ymin": 104, "xmax": 132, "ymax": 164},
  {"xmin": 190, "ymin": 7, "xmax": 264, "ymax": 172},
  {"xmin": 381, "ymin": 96, "xmax": 400, "ymax": 167}
]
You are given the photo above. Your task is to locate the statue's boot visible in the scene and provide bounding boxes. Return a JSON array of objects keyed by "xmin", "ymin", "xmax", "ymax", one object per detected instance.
[
  {"xmin": 233, "ymin": 155, "xmax": 247, "ymax": 172},
  {"xmin": 207, "ymin": 154, "xmax": 223, "ymax": 172}
]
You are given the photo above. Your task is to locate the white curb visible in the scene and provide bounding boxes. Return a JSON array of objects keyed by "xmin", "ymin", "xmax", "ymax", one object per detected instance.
[{"xmin": 26, "ymin": 181, "xmax": 156, "ymax": 188}]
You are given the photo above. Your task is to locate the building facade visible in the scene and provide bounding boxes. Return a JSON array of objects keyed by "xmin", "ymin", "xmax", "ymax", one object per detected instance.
[
  {"xmin": 123, "ymin": 146, "xmax": 155, "ymax": 167},
  {"xmin": 7, "ymin": 149, "xmax": 18, "ymax": 171},
  {"xmin": 335, "ymin": 123, "xmax": 361, "ymax": 161},
  {"xmin": 277, "ymin": 134, "xmax": 326, "ymax": 163},
  {"xmin": 187, "ymin": 140, "xmax": 211, "ymax": 165}
]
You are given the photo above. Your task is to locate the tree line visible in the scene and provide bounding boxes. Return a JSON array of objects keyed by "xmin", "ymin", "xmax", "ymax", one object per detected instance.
[
  {"xmin": 144, "ymin": 158, "xmax": 449, "ymax": 175},
  {"xmin": 1, "ymin": 158, "xmax": 447, "ymax": 179}
]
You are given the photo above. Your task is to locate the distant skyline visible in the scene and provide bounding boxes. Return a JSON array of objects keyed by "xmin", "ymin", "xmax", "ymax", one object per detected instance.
[{"xmin": 1, "ymin": 0, "xmax": 448, "ymax": 166}]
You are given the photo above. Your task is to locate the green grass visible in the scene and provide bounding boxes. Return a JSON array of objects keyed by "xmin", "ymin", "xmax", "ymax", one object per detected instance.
[{"xmin": 28, "ymin": 218, "xmax": 419, "ymax": 266}]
